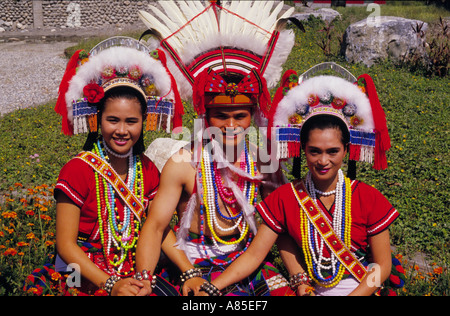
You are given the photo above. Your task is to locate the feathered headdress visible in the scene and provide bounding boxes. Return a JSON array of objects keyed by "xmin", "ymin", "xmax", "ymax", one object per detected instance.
[
  {"xmin": 55, "ymin": 36, "xmax": 183, "ymax": 135},
  {"xmin": 138, "ymin": 0, "xmax": 296, "ymax": 122},
  {"xmin": 269, "ymin": 63, "xmax": 391, "ymax": 174}
]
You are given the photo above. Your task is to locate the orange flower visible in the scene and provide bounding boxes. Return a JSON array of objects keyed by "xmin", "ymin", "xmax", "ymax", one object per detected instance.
[
  {"xmin": 2, "ymin": 211, "xmax": 17, "ymax": 219},
  {"xmin": 14, "ymin": 182, "xmax": 23, "ymax": 188},
  {"xmin": 26, "ymin": 232, "xmax": 36, "ymax": 240},
  {"xmin": 45, "ymin": 240, "xmax": 55, "ymax": 247},
  {"xmin": 51, "ymin": 272, "xmax": 62, "ymax": 281},
  {"xmin": 17, "ymin": 242, "xmax": 29, "ymax": 247},
  {"xmin": 433, "ymin": 267, "xmax": 443, "ymax": 275},
  {"xmin": 3, "ymin": 248, "xmax": 17, "ymax": 256},
  {"xmin": 40, "ymin": 214, "xmax": 52, "ymax": 222}
]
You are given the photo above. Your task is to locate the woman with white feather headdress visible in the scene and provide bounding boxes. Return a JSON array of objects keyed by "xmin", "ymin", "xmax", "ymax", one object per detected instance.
[
  {"xmin": 24, "ymin": 37, "xmax": 182, "ymax": 296},
  {"xmin": 135, "ymin": 1, "xmax": 299, "ymax": 296}
]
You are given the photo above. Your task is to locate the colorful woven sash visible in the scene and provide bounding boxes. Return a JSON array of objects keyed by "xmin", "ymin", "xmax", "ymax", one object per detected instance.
[
  {"xmin": 291, "ymin": 181, "xmax": 368, "ymax": 283},
  {"xmin": 75, "ymin": 151, "xmax": 144, "ymax": 222}
]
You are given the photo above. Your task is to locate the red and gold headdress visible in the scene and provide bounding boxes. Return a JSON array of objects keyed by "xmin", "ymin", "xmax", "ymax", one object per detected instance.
[
  {"xmin": 55, "ymin": 36, "xmax": 183, "ymax": 135},
  {"xmin": 269, "ymin": 63, "xmax": 391, "ymax": 171},
  {"xmin": 139, "ymin": 0, "xmax": 296, "ymax": 123}
]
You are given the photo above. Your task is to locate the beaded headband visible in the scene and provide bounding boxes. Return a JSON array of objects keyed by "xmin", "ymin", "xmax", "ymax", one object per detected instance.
[
  {"xmin": 55, "ymin": 36, "xmax": 183, "ymax": 135},
  {"xmin": 270, "ymin": 66, "xmax": 391, "ymax": 171},
  {"xmin": 138, "ymin": 0, "xmax": 296, "ymax": 122}
]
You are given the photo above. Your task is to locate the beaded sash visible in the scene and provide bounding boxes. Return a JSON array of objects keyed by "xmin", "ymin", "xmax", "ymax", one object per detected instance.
[
  {"xmin": 75, "ymin": 151, "xmax": 145, "ymax": 221},
  {"xmin": 291, "ymin": 181, "xmax": 367, "ymax": 283}
]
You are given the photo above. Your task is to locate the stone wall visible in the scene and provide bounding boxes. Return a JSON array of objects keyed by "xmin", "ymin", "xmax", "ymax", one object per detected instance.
[
  {"xmin": 0, "ymin": 0, "xmax": 154, "ymax": 31},
  {"xmin": 0, "ymin": 0, "xmax": 34, "ymax": 30}
]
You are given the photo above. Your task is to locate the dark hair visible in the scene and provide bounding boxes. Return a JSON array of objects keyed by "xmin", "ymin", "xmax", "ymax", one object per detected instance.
[
  {"xmin": 292, "ymin": 114, "xmax": 355, "ymax": 180},
  {"xmin": 83, "ymin": 86, "xmax": 147, "ymax": 155},
  {"xmin": 300, "ymin": 114, "xmax": 350, "ymax": 148}
]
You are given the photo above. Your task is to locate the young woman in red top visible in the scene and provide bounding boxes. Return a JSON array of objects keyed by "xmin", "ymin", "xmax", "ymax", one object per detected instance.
[
  {"xmin": 51, "ymin": 37, "xmax": 183, "ymax": 296},
  {"xmin": 205, "ymin": 71, "xmax": 400, "ymax": 296}
]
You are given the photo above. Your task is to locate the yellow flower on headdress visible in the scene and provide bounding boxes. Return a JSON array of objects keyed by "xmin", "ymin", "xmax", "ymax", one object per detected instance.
[
  {"xmin": 350, "ymin": 115, "xmax": 364, "ymax": 127},
  {"xmin": 145, "ymin": 84, "xmax": 157, "ymax": 96},
  {"xmin": 288, "ymin": 114, "xmax": 303, "ymax": 125}
]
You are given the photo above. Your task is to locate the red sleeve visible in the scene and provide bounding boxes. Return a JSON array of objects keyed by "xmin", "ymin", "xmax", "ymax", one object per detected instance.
[
  {"xmin": 141, "ymin": 154, "xmax": 160, "ymax": 202},
  {"xmin": 256, "ymin": 183, "xmax": 294, "ymax": 234},
  {"xmin": 353, "ymin": 181, "xmax": 399, "ymax": 236},
  {"xmin": 54, "ymin": 158, "xmax": 94, "ymax": 207}
]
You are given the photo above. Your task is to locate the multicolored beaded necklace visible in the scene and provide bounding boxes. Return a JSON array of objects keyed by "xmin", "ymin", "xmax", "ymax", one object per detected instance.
[
  {"xmin": 197, "ymin": 139, "xmax": 258, "ymax": 266},
  {"xmin": 300, "ymin": 169, "xmax": 352, "ymax": 288},
  {"xmin": 92, "ymin": 139, "xmax": 144, "ymax": 276}
]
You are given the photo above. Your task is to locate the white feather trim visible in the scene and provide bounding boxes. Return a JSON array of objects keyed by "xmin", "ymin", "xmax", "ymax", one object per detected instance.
[
  {"xmin": 273, "ymin": 75, "xmax": 375, "ymax": 131},
  {"xmin": 174, "ymin": 192, "xmax": 197, "ymax": 251}
]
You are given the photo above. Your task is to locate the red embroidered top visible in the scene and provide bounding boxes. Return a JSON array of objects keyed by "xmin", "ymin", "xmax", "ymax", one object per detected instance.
[
  {"xmin": 256, "ymin": 180, "xmax": 399, "ymax": 257},
  {"xmin": 54, "ymin": 154, "xmax": 159, "ymax": 242}
]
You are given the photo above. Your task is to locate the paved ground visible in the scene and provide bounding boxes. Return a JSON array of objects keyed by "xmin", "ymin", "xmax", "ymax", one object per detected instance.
[{"xmin": 0, "ymin": 25, "xmax": 144, "ymax": 116}]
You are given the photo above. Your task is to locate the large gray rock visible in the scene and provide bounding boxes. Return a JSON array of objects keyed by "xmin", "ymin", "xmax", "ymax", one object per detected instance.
[
  {"xmin": 342, "ymin": 16, "xmax": 428, "ymax": 67},
  {"xmin": 291, "ymin": 8, "xmax": 341, "ymax": 24}
]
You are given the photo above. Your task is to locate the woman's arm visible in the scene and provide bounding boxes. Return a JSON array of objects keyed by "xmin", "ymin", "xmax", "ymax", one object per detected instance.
[
  {"xmin": 136, "ymin": 156, "xmax": 185, "ymax": 270},
  {"xmin": 56, "ymin": 194, "xmax": 144, "ymax": 295},
  {"xmin": 210, "ymin": 224, "xmax": 279, "ymax": 292},
  {"xmin": 136, "ymin": 152, "xmax": 202, "ymax": 295},
  {"xmin": 276, "ymin": 234, "xmax": 313, "ymax": 296},
  {"xmin": 160, "ymin": 227, "xmax": 205, "ymax": 296},
  {"xmin": 348, "ymin": 229, "xmax": 392, "ymax": 296}
]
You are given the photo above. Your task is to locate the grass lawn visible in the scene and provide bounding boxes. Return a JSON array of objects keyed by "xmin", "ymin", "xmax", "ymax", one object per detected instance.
[{"xmin": 1, "ymin": 2, "xmax": 448, "ymax": 296}]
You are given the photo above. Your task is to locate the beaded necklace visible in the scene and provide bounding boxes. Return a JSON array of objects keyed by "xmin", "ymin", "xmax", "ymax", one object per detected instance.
[
  {"xmin": 92, "ymin": 139, "xmax": 144, "ymax": 276},
  {"xmin": 300, "ymin": 169, "xmax": 352, "ymax": 288},
  {"xmin": 198, "ymin": 139, "xmax": 258, "ymax": 266}
]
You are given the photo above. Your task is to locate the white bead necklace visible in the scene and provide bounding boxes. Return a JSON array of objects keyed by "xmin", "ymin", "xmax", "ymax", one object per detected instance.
[
  {"xmin": 305, "ymin": 169, "xmax": 345, "ymax": 281},
  {"xmin": 103, "ymin": 139, "xmax": 133, "ymax": 159},
  {"xmin": 201, "ymin": 145, "xmax": 242, "ymax": 255},
  {"xmin": 314, "ymin": 188, "xmax": 336, "ymax": 196}
]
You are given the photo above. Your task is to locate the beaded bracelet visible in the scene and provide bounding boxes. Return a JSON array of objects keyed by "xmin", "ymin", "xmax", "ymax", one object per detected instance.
[
  {"xmin": 103, "ymin": 275, "xmax": 121, "ymax": 295},
  {"xmin": 134, "ymin": 270, "xmax": 157, "ymax": 289},
  {"xmin": 180, "ymin": 268, "xmax": 202, "ymax": 283},
  {"xmin": 289, "ymin": 272, "xmax": 312, "ymax": 290},
  {"xmin": 200, "ymin": 281, "xmax": 222, "ymax": 296}
]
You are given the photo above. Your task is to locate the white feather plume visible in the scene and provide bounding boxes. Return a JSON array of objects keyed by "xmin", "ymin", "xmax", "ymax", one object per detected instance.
[{"xmin": 139, "ymin": 0, "xmax": 295, "ymax": 100}]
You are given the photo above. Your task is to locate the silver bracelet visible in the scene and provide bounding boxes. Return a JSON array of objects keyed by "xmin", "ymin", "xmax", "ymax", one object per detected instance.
[
  {"xmin": 180, "ymin": 268, "xmax": 202, "ymax": 283},
  {"xmin": 200, "ymin": 281, "xmax": 222, "ymax": 296},
  {"xmin": 103, "ymin": 275, "xmax": 121, "ymax": 295},
  {"xmin": 134, "ymin": 269, "xmax": 151, "ymax": 281},
  {"xmin": 289, "ymin": 272, "xmax": 312, "ymax": 290},
  {"xmin": 134, "ymin": 270, "xmax": 157, "ymax": 288}
]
